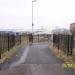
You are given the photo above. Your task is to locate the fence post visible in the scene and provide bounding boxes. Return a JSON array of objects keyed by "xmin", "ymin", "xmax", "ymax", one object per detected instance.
[
  {"xmin": 14, "ymin": 34, "xmax": 15, "ymax": 46},
  {"xmin": 53, "ymin": 34, "xmax": 54, "ymax": 46},
  {"xmin": 38, "ymin": 34, "xmax": 39, "ymax": 42},
  {"xmin": 0, "ymin": 52, "xmax": 1, "ymax": 59},
  {"xmin": 69, "ymin": 35, "xmax": 73, "ymax": 55},
  {"xmin": 0, "ymin": 34, "xmax": 1, "ymax": 59},
  {"xmin": 58, "ymin": 34, "xmax": 59, "ymax": 50},
  {"xmin": 20, "ymin": 35, "xmax": 21, "ymax": 44},
  {"xmin": 12, "ymin": 34, "xmax": 15, "ymax": 46},
  {"xmin": 67, "ymin": 35, "xmax": 69, "ymax": 56},
  {"xmin": 8, "ymin": 33, "xmax": 10, "ymax": 51}
]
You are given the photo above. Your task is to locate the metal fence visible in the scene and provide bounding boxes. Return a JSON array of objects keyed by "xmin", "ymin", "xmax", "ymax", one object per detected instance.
[
  {"xmin": 0, "ymin": 32, "xmax": 27, "ymax": 59},
  {"xmin": 53, "ymin": 34, "xmax": 73, "ymax": 56},
  {"xmin": 29, "ymin": 34, "xmax": 51, "ymax": 43}
]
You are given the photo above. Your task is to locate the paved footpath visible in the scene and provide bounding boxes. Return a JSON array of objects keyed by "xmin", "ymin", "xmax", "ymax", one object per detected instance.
[
  {"xmin": 0, "ymin": 43, "xmax": 75, "ymax": 75},
  {"xmin": 0, "ymin": 64, "xmax": 75, "ymax": 75},
  {"xmin": 24, "ymin": 43, "xmax": 63, "ymax": 64}
]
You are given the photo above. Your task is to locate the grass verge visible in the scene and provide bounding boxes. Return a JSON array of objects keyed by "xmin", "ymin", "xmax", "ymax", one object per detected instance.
[{"xmin": 49, "ymin": 42, "xmax": 75, "ymax": 64}]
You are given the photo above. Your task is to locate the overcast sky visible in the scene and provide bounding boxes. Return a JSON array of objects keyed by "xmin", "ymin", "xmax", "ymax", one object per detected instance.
[{"xmin": 0, "ymin": 0, "xmax": 75, "ymax": 32}]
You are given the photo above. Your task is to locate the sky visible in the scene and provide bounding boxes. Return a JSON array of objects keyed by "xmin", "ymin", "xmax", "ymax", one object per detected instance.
[{"xmin": 0, "ymin": 0, "xmax": 75, "ymax": 32}]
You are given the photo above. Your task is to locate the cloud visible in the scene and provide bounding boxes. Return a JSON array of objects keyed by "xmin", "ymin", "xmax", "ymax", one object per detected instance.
[{"xmin": 0, "ymin": 0, "xmax": 75, "ymax": 32}]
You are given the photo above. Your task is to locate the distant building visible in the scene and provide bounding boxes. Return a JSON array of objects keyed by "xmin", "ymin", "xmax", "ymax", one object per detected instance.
[
  {"xmin": 70, "ymin": 23, "xmax": 75, "ymax": 37},
  {"xmin": 70, "ymin": 23, "xmax": 75, "ymax": 33},
  {"xmin": 52, "ymin": 28, "xmax": 71, "ymax": 35}
]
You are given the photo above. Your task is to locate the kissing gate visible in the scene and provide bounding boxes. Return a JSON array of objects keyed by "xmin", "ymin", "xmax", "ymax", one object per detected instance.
[{"xmin": 29, "ymin": 33, "xmax": 33, "ymax": 43}]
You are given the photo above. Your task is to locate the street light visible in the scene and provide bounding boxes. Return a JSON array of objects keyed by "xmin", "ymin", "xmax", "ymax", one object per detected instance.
[{"xmin": 32, "ymin": 0, "xmax": 37, "ymax": 33}]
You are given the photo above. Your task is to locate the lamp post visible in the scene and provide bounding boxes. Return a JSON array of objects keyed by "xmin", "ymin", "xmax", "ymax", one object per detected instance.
[
  {"xmin": 32, "ymin": 0, "xmax": 37, "ymax": 33},
  {"xmin": 31, "ymin": 0, "xmax": 37, "ymax": 43}
]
